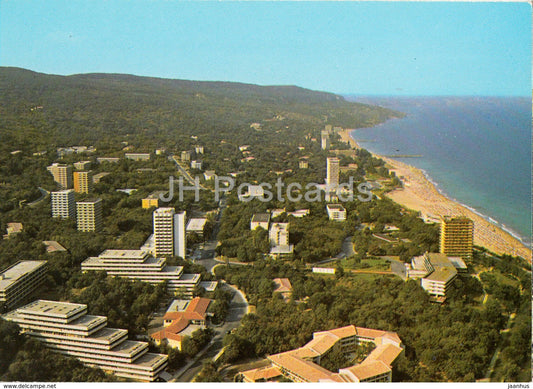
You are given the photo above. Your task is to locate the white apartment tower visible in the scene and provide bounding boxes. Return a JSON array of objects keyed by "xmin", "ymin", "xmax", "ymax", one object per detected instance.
[
  {"xmin": 153, "ymin": 208, "xmax": 186, "ymax": 259},
  {"xmin": 51, "ymin": 189, "xmax": 76, "ymax": 219},
  {"xmin": 321, "ymin": 131, "xmax": 330, "ymax": 150},
  {"xmin": 326, "ymin": 157, "xmax": 340, "ymax": 189}
]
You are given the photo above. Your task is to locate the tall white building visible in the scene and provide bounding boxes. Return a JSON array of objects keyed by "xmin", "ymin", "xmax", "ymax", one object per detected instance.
[
  {"xmin": 81, "ymin": 249, "xmax": 200, "ymax": 297},
  {"xmin": 321, "ymin": 131, "xmax": 330, "ymax": 150},
  {"xmin": 51, "ymin": 189, "xmax": 76, "ymax": 219},
  {"xmin": 153, "ymin": 208, "xmax": 186, "ymax": 259},
  {"xmin": 326, "ymin": 157, "xmax": 340, "ymax": 189},
  {"xmin": 2, "ymin": 300, "xmax": 168, "ymax": 381}
]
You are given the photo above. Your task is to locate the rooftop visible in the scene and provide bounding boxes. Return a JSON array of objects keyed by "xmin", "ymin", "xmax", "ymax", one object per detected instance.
[
  {"xmin": 341, "ymin": 360, "xmax": 391, "ymax": 381},
  {"xmin": 99, "ymin": 249, "xmax": 149, "ymax": 260},
  {"xmin": 273, "ymin": 278, "xmax": 292, "ymax": 293},
  {"xmin": 0, "ymin": 261, "xmax": 47, "ymax": 290},
  {"xmin": 42, "ymin": 241, "xmax": 67, "ymax": 253},
  {"xmin": 76, "ymin": 198, "xmax": 101, "ymax": 204},
  {"xmin": 186, "ymin": 218, "xmax": 207, "ymax": 232},
  {"xmin": 251, "ymin": 213, "xmax": 271, "ymax": 223},
  {"xmin": 326, "ymin": 204, "xmax": 346, "ymax": 211},
  {"xmin": 17, "ymin": 300, "xmax": 86, "ymax": 319}
]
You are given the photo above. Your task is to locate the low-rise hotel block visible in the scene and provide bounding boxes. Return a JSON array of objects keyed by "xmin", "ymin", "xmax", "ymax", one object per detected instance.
[
  {"xmin": 326, "ymin": 204, "xmax": 346, "ymax": 221},
  {"xmin": 238, "ymin": 325, "xmax": 403, "ymax": 383},
  {"xmin": 400, "ymin": 252, "xmax": 464, "ymax": 302},
  {"xmin": 81, "ymin": 249, "xmax": 200, "ymax": 297},
  {"xmin": 2, "ymin": 300, "xmax": 168, "ymax": 381},
  {"xmin": 0, "ymin": 261, "xmax": 47, "ymax": 311},
  {"xmin": 250, "ymin": 213, "xmax": 271, "ymax": 231}
]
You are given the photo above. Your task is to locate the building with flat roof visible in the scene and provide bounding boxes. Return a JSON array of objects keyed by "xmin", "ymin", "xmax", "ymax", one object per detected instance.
[
  {"xmin": 125, "ymin": 153, "xmax": 151, "ymax": 161},
  {"xmin": 97, "ymin": 157, "xmax": 120, "ymax": 164},
  {"xmin": 92, "ymin": 172, "xmax": 110, "ymax": 183},
  {"xmin": 74, "ymin": 161, "xmax": 92, "ymax": 170},
  {"xmin": 2, "ymin": 300, "xmax": 168, "ymax": 381},
  {"xmin": 153, "ymin": 208, "xmax": 186, "ymax": 259},
  {"xmin": 181, "ymin": 151, "xmax": 191, "ymax": 162},
  {"xmin": 76, "ymin": 199, "xmax": 103, "ymax": 232},
  {"xmin": 0, "ymin": 261, "xmax": 47, "ymax": 310},
  {"xmin": 151, "ymin": 297, "xmax": 212, "ymax": 350},
  {"xmin": 81, "ymin": 249, "xmax": 200, "ymax": 297},
  {"xmin": 203, "ymin": 170, "xmax": 216, "ymax": 181},
  {"xmin": 269, "ymin": 223, "xmax": 293, "ymax": 256},
  {"xmin": 47, "ymin": 163, "xmax": 72, "ymax": 189},
  {"xmin": 186, "ymin": 218, "xmax": 207, "ymax": 236},
  {"xmin": 238, "ymin": 325, "xmax": 403, "ymax": 383},
  {"xmin": 440, "ymin": 216, "xmax": 474, "ymax": 261},
  {"xmin": 141, "ymin": 191, "xmax": 166, "ymax": 209},
  {"xmin": 299, "ymin": 160, "xmax": 309, "ymax": 169},
  {"xmin": 403, "ymin": 252, "xmax": 459, "ymax": 303},
  {"xmin": 51, "ymin": 190, "xmax": 76, "ymax": 219},
  {"xmin": 190, "ymin": 160, "xmax": 202, "ymax": 170},
  {"xmin": 73, "ymin": 171, "xmax": 93, "ymax": 193},
  {"xmin": 326, "ymin": 204, "xmax": 346, "ymax": 221},
  {"xmin": 250, "ymin": 213, "xmax": 270, "ymax": 231},
  {"xmin": 321, "ymin": 131, "xmax": 330, "ymax": 150},
  {"xmin": 326, "ymin": 157, "xmax": 340, "ymax": 190},
  {"xmin": 42, "ymin": 241, "xmax": 67, "ymax": 253}
]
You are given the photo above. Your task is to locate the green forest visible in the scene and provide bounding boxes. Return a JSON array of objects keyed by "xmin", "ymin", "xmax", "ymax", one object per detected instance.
[{"xmin": 0, "ymin": 67, "xmax": 530, "ymax": 382}]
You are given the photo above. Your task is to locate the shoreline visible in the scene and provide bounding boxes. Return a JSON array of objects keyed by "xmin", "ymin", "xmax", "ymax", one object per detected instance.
[{"xmin": 338, "ymin": 128, "xmax": 532, "ymax": 262}]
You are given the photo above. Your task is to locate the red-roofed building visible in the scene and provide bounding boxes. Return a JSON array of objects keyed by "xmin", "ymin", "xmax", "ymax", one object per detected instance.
[
  {"xmin": 151, "ymin": 297, "xmax": 212, "ymax": 349},
  {"xmin": 238, "ymin": 325, "xmax": 403, "ymax": 383}
]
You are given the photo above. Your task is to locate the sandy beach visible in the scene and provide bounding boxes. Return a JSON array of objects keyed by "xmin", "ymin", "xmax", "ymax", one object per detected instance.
[{"xmin": 339, "ymin": 129, "xmax": 532, "ymax": 261}]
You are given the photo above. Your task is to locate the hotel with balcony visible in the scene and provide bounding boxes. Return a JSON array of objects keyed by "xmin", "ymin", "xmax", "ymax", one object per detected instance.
[
  {"xmin": 81, "ymin": 249, "xmax": 200, "ymax": 297},
  {"xmin": 238, "ymin": 325, "xmax": 403, "ymax": 383},
  {"xmin": 2, "ymin": 300, "xmax": 168, "ymax": 381},
  {"xmin": 0, "ymin": 260, "xmax": 48, "ymax": 311}
]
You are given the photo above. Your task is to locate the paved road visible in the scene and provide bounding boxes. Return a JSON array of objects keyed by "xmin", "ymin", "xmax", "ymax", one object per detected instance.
[
  {"xmin": 172, "ymin": 282, "xmax": 248, "ymax": 382},
  {"xmin": 170, "ymin": 155, "xmax": 208, "ymax": 190},
  {"xmin": 312, "ymin": 236, "xmax": 354, "ymax": 266},
  {"xmin": 27, "ymin": 187, "xmax": 49, "ymax": 207}
]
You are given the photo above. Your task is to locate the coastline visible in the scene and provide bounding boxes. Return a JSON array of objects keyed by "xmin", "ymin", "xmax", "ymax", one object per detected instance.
[{"xmin": 338, "ymin": 129, "xmax": 532, "ymax": 261}]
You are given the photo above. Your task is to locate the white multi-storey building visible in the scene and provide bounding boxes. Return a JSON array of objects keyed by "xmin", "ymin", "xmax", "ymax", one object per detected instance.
[
  {"xmin": 326, "ymin": 204, "xmax": 346, "ymax": 221},
  {"xmin": 81, "ymin": 249, "xmax": 200, "ymax": 297},
  {"xmin": 51, "ymin": 190, "xmax": 76, "ymax": 219},
  {"xmin": 2, "ymin": 300, "xmax": 168, "ymax": 381},
  {"xmin": 269, "ymin": 223, "xmax": 293, "ymax": 256},
  {"xmin": 326, "ymin": 157, "xmax": 340, "ymax": 189},
  {"xmin": 0, "ymin": 261, "xmax": 47, "ymax": 310},
  {"xmin": 153, "ymin": 208, "xmax": 186, "ymax": 259}
]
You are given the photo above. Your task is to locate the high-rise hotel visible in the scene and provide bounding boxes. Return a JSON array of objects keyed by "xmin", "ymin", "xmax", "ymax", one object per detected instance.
[
  {"xmin": 153, "ymin": 208, "xmax": 186, "ymax": 259},
  {"xmin": 77, "ymin": 199, "xmax": 103, "ymax": 232},
  {"xmin": 73, "ymin": 170, "xmax": 93, "ymax": 193},
  {"xmin": 439, "ymin": 216, "xmax": 474, "ymax": 260},
  {"xmin": 326, "ymin": 157, "xmax": 340, "ymax": 189},
  {"xmin": 51, "ymin": 189, "xmax": 76, "ymax": 219},
  {"xmin": 2, "ymin": 300, "xmax": 168, "ymax": 381},
  {"xmin": 47, "ymin": 163, "xmax": 73, "ymax": 189}
]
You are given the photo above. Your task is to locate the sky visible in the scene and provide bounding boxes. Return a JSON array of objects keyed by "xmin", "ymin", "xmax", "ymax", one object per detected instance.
[{"xmin": 0, "ymin": 1, "xmax": 530, "ymax": 96}]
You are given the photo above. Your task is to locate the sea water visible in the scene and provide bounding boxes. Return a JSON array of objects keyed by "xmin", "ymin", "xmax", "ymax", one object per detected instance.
[{"xmin": 347, "ymin": 96, "xmax": 532, "ymax": 247}]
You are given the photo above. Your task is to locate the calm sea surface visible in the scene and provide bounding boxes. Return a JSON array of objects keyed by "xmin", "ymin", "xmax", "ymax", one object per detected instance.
[{"xmin": 347, "ymin": 96, "xmax": 532, "ymax": 247}]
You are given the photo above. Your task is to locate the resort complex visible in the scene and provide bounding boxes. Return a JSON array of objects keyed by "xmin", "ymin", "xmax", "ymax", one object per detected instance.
[
  {"xmin": 439, "ymin": 216, "xmax": 474, "ymax": 260},
  {"xmin": 80, "ymin": 249, "xmax": 200, "ymax": 297},
  {"xmin": 238, "ymin": 325, "xmax": 403, "ymax": 383},
  {"xmin": 2, "ymin": 300, "xmax": 168, "ymax": 381}
]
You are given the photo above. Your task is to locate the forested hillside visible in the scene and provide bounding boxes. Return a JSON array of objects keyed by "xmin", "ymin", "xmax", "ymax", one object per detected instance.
[{"xmin": 0, "ymin": 67, "xmax": 401, "ymax": 152}]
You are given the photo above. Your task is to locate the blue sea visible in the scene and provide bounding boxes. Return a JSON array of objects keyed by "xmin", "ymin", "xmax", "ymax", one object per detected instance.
[{"xmin": 346, "ymin": 96, "xmax": 532, "ymax": 247}]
